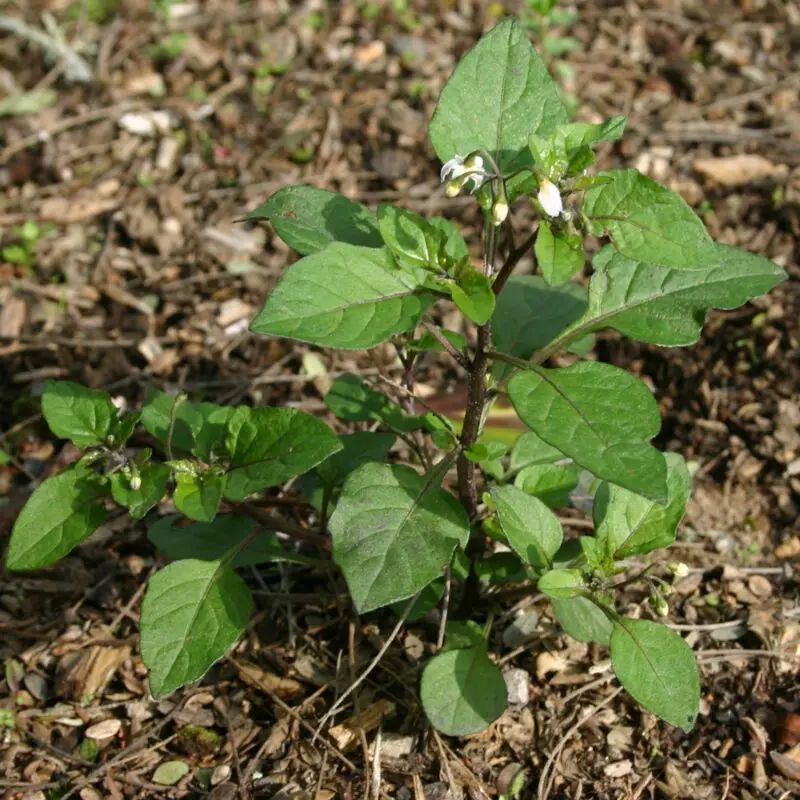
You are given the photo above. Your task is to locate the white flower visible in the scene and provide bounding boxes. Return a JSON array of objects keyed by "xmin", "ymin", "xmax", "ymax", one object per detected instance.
[
  {"xmin": 668, "ymin": 561, "xmax": 690, "ymax": 578},
  {"xmin": 491, "ymin": 200, "xmax": 509, "ymax": 227},
  {"xmin": 537, "ymin": 178, "xmax": 563, "ymax": 218},
  {"xmin": 440, "ymin": 154, "xmax": 487, "ymax": 195}
]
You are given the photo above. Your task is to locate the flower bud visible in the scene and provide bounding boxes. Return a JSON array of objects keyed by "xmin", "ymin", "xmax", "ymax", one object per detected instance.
[
  {"xmin": 130, "ymin": 474, "xmax": 142, "ymax": 491},
  {"xmin": 445, "ymin": 179, "xmax": 462, "ymax": 198},
  {"xmin": 650, "ymin": 593, "xmax": 669, "ymax": 617},
  {"xmin": 491, "ymin": 200, "xmax": 509, "ymax": 226},
  {"xmin": 537, "ymin": 178, "xmax": 563, "ymax": 218},
  {"xmin": 668, "ymin": 561, "xmax": 689, "ymax": 578}
]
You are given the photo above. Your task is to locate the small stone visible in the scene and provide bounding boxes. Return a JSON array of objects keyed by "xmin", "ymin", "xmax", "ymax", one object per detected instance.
[
  {"xmin": 210, "ymin": 765, "xmax": 230, "ymax": 785},
  {"xmin": 747, "ymin": 575, "xmax": 772, "ymax": 599},
  {"xmin": 503, "ymin": 668, "xmax": 530, "ymax": 706},
  {"xmin": 376, "ymin": 732, "xmax": 415, "ymax": 760}
]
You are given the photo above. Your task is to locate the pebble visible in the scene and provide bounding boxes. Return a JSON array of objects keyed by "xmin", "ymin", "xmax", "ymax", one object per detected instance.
[{"xmin": 503, "ymin": 667, "xmax": 530, "ymax": 706}]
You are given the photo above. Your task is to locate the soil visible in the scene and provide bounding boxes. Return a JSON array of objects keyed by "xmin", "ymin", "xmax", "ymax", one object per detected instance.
[{"xmin": 0, "ymin": 0, "xmax": 799, "ymax": 798}]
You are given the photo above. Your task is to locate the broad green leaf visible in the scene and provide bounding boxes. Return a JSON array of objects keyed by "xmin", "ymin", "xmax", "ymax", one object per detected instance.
[
  {"xmin": 173, "ymin": 471, "xmax": 223, "ymax": 523},
  {"xmin": 316, "ymin": 432, "xmax": 397, "ymax": 488},
  {"xmin": 491, "ymin": 485, "xmax": 562, "ymax": 571},
  {"xmin": 420, "ymin": 647, "xmax": 507, "ymax": 736},
  {"xmin": 140, "ymin": 558, "xmax": 253, "ymax": 696},
  {"xmin": 475, "ymin": 551, "xmax": 528, "ymax": 584},
  {"xmin": 325, "ymin": 374, "xmax": 431, "ymax": 433},
  {"xmin": 552, "ymin": 596, "xmax": 613, "ymax": 645},
  {"xmin": 537, "ymin": 568, "xmax": 585, "ymax": 599},
  {"xmin": 408, "ymin": 327, "xmax": 467, "ymax": 354},
  {"xmin": 441, "ymin": 620, "xmax": 486, "ymax": 651},
  {"xmin": 594, "ymin": 452, "xmax": 691, "ymax": 558},
  {"xmin": 329, "ymin": 463, "xmax": 469, "ymax": 612},
  {"xmin": 558, "ymin": 244, "xmax": 787, "ymax": 347},
  {"xmin": 429, "ymin": 18, "xmax": 567, "ymax": 175},
  {"xmin": 41, "ymin": 381, "xmax": 118, "ymax": 448},
  {"xmin": 610, "ymin": 618, "xmax": 700, "ymax": 731},
  {"xmin": 0, "ymin": 447, "xmax": 10, "ymax": 465},
  {"xmin": 141, "ymin": 391, "xmax": 233, "ymax": 460},
  {"xmin": 378, "ymin": 204, "xmax": 446, "ymax": 270},
  {"xmin": 110, "ymin": 463, "xmax": 170, "ymax": 520},
  {"xmin": 451, "ymin": 269, "xmax": 496, "ymax": 324},
  {"xmin": 465, "ymin": 441, "xmax": 508, "ymax": 464},
  {"xmin": 509, "ymin": 431, "xmax": 563, "ymax": 470},
  {"xmin": 245, "ymin": 186, "xmax": 382, "ymax": 255},
  {"xmin": 508, "ymin": 363, "xmax": 667, "ymax": 501},
  {"xmin": 223, "ymin": 407, "xmax": 341, "ymax": 501},
  {"xmin": 391, "ymin": 580, "xmax": 445, "ymax": 622},
  {"xmin": 583, "ymin": 169, "xmax": 717, "ymax": 269},
  {"xmin": 429, "ymin": 217, "xmax": 469, "ymax": 261},
  {"xmin": 514, "ymin": 462, "xmax": 580, "ymax": 508},
  {"xmin": 535, "ymin": 220, "xmax": 584, "ymax": 286},
  {"xmin": 9, "ymin": 469, "xmax": 108, "ymax": 570},
  {"xmin": 6, "ymin": 465, "xmax": 108, "ymax": 570},
  {"xmin": 250, "ymin": 244, "xmax": 432, "ymax": 349},
  {"xmin": 556, "ymin": 116, "xmax": 626, "ymax": 151},
  {"xmin": 492, "ymin": 276, "xmax": 586, "ymax": 376},
  {"xmin": 148, "ymin": 514, "xmax": 296, "ymax": 566}
]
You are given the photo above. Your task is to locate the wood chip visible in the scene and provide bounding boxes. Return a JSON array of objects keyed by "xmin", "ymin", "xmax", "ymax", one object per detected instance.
[
  {"xmin": 693, "ymin": 154, "xmax": 786, "ymax": 187},
  {"xmin": 85, "ymin": 718, "xmax": 122, "ymax": 740},
  {"xmin": 328, "ymin": 699, "xmax": 396, "ymax": 752}
]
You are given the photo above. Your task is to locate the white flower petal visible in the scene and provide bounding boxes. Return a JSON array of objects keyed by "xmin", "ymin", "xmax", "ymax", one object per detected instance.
[{"xmin": 537, "ymin": 179, "xmax": 563, "ymax": 218}]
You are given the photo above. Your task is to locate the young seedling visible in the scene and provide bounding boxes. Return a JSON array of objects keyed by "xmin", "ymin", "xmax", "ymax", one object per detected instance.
[{"xmin": 5, "ymin": 19, "xmax": 785, "ymax": 739}]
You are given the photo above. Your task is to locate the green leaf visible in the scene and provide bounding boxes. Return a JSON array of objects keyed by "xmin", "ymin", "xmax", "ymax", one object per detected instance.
[
  {"xmin": 41, "ymin": 381, "xmax": 118, "ymax": 448},
  {"xmin": 556, "ymin": 116, "xmax": 626, "ymax": 151},
  {"xmin": 325, "ymin": 374, "xmax": 430, "ymax": 433},
  {"xmin": 141, "ymin": 391, "xmax": 233, "ymax": 460},
  {"xmin": 408, "ymin": 328, "xmax": 467, "ymax": 354},
  {"xmin": 491, "ymin": 485, "xmax": 562, "ymax": 571},
  {"xmin": 173, "ymin": 471, "xmax": 223, "ymax": 523},
  {"xmin": 583, "ymin": 169, "xmax": 717, "ymax": 269},
  {"xmin": 451, "ymin": 268, "xmax": 496, "ymax": 324},
  {"xmin": 475, "ymin": 551, "xmax": 528, "ymax": 584},
  {"xmin": 442, "ymin": 620, "xmax": 486, "ymax": 651},
  {"xmin": 148, "ymin": 514, "xmax": 295, "ymax": 566},
  {"xmin": 140, "ymin": 558, "xmax": 253, "ymax": 696},
  {"xmin": 377, "ymin": 204, "xmax": 447, "ymax": 270},
  {"xmin": 110, "ymin": 463, "xmax": 170, "ymax": 520},
  {"xmin": 514, "ymin": 462, "xmax": 580, "ymax": 508},
  {"xmin": 316, "ymin": 432, "xmax": 397, "ymax": 488},
  {"xmin": 391, "ymin": 580, "xmax": 445, "ymax": 622},
  {"xmin": 152, "ymin": 761, "xmax": 190, "ymax": 786},
  {"xmin": 492, "ymin": 275, "xmax": 586, "ymax": 366},
  {"xmin": 594, "ymin": 452, "xmax": 691, "ymax": 558},
  {"xmin": 610, "ymin": 618, "xmax": 699, "ymax": 731},
  {"xmin": 509, "ymin": 431, "xmax": 563, "ymax": 470},
  {"xmin": 223, "ymin": 407, "xmax": 341, "ymax": 501},
  {"xmin": 552, "ymin": 596, "xmax": 613, "ymax": 645},
  {"xmin": 535, "ymin": 220, "xmax": 584, "ymax": 286},
  {"xmin": 329, "ymin": 463, "xmax": 470, "ymax": 613},
  {"xmin": 420, "ymin": 646, "xmax": 507, "ymax": 736},
  {"xmin": 429, "ymin": 217, "xmax": 470, "ymax": 261},
  {"xmin": 429, "ymin": 18, "xmax": 567, "ymax": 175},
  {"xmin": 244, "ymin": 186, "xmax": 382, "ymax": 255},
  {"xmin": 249, "ymin": 244, "xmax": 432, "ymax": 349},
  {"xmin": 6, "ymin": 465, "xmax": 108, "ymax": 570},
  {"xmin": 537, "ymin": 568, "xmax": 585, "ymax": 599},
  {"xmin": 0, "ymin": 447, "xmax": 10, "ymax": 465},
  {"xmin": 560, "ymin": 244, "xmax": 787, "ymax": 347},
  {"xmin": 508, "ymin": 363, "xmax": 667, "ymax": 501}
]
